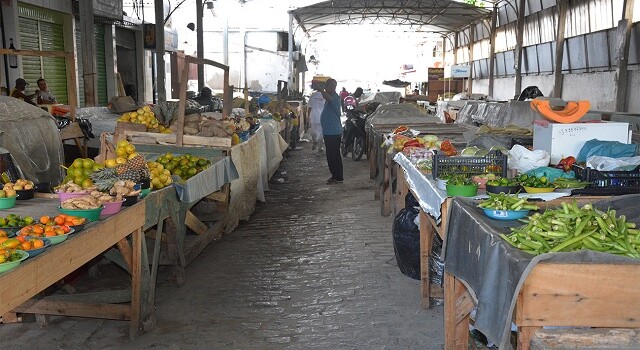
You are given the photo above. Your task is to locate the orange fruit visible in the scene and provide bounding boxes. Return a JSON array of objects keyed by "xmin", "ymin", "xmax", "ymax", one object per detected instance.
[
  {"xmin": 33, "ymin": 226, "xmax": 44, "ymax": 235},
  {"xmin": 54, "ymin": 216, "xmax": 65, "ymax": 225},
  {"xmin": 0, "ymin": 229, "xmax": 7, "ymax": 237},
  {"xmin": 54, "ymin": 228, "xmax": 64, "ymax": 236},
  {"xmin": 21, "ymin": 241, "xmax": 32, "ymax": 250},
  {"xmin": 16, "ymin": 236, "xmax": 25, "ymax": 243},
  {"xmin": 32, "ymin": 239, "xmax": 44, "ymax": 248},
  {"xmin": 0, "ymin": 237, "xmax": 7, "ymax": 245},
  {"xmin": 40, "ymin": 216, "xmax": 50, "ymax": 224},
  {"xmin": 44, "ymin": 231, "xmax": 56, "ymax": 237},
  {"xmin": 61, "ymin": 225, "xmax": 70, "ymax": 233}
]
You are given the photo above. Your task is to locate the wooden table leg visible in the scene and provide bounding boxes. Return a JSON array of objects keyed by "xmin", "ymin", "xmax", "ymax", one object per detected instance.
[
  {"xmin": 419, "ymin": 210, "xmax": 434, "ymax": 309},
  {"xmin": 445, "ymin": 273, "xmax": 473, "ymax": 350},
  {"xmin": 129, "ymin": 227, "xmax": 142, "ymax": 339},
  {"xmin": 381, "ymin": 152, "xmax": 392, "ymax": 217},
  {"xmin": 517, "ymin": 326, "xmax": 542, "ymax": 350}
]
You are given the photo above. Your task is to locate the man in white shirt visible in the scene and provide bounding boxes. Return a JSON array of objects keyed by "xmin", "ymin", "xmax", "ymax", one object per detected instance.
[
  {"xmin": 308, "ymin": 83, "xmax": 325, "ymax": 152},
  {"xmin": 36, "ymin": 78, "xmax": 57, "ymax": 105}
]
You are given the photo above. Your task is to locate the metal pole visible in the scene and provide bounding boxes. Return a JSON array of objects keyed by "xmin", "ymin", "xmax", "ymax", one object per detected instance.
[
  {"xmin": 514, "ymin": 0, "xmax": 526, "ymax": 99},
  {"xmin": 196, "ymin": 0, "xmax": 204, "ymax": 91},
  {"xmin": 615, "ymin": 0, "xmax": 635, "ymax": 112},
  {"xmin": 223, "ymin": 17, "xmax": 229, "ymax": 66},
  {"xmin": 155, "ymin": 0, "xmax": 166, "ymax": 102},
  {"xmin": 287, "ymin": 11, "xmax": 294, "ymax": 91},
  {"xmin": 487, "ymin": 4, "xmax": 498, "ymax": 98},
  {"xmin": 552, "ymin": 0, "xmax": 568, "ymax": 98}
]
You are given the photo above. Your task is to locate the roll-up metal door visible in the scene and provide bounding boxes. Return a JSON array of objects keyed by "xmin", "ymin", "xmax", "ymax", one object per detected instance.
[{"xmin": 18, "ymin": 4, "xmax": 67, "ymax": 104}]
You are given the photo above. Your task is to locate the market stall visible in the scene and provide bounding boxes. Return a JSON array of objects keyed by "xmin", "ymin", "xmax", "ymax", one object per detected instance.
[
  {"xmin": 443, "ymin": 195, "xmax": 640, "ymax": 350},
  {"xmin": 0, "ymin": 199, "xmax": 152, "ymax": 337}
]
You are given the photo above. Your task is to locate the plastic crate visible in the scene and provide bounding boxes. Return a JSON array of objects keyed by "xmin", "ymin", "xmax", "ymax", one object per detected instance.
[
  {"xmin": 572, "ymin": 164, "xmax": 640, "ymax": 188},
  {"xmin": 432, "ymin": 150, "xmax": 508, "ymax": 180}
]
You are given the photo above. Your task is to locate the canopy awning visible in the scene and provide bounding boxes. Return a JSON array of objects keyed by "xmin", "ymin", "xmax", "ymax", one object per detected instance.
[{"xmin": 291, "ymin": 0, "xmax": 492, "ymax": 35}]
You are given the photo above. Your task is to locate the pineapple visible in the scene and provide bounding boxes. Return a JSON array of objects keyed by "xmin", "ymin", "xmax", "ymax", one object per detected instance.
[{"xmin": 91, "ymin": 154, "xmax": 149, "ymax": 191}]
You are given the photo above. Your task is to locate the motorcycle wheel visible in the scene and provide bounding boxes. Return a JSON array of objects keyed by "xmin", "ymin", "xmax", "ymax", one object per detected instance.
[
  {"xmin": 340, "ymin": 132, "xmax": 349, "ymax": 157},
  {"xmin": 352, "ymin": 136, "xmax": 365, "ymax": 161}
]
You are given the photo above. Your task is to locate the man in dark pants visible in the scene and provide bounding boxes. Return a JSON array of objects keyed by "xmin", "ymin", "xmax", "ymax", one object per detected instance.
[{"xmin": 320, "ymin": 78, "xmax": 343, "ymax": 184}]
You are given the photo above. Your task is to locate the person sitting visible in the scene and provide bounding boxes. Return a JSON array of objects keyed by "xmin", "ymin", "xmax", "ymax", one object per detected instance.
[
  {"xmin": 194, "ymin": 87, "xmax": 222, "ymax": 112},
  {"xmin": 10, "ymin": 78, "xmax": 36, "ymax": 105},
  {"xmin": 36, "ymin": 78, "xmax": 58, "ymax": 105}
]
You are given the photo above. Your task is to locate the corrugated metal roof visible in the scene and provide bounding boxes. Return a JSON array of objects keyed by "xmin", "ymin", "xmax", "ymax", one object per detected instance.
[{"xmin": 291, "ymin": 0, "xmax": 492, "ymax": 34}]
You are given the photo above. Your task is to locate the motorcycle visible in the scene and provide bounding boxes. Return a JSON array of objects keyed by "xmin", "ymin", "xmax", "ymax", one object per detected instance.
[{"xmin": 340, "ymin": 96, "xmax": 368, "ymax": 161}]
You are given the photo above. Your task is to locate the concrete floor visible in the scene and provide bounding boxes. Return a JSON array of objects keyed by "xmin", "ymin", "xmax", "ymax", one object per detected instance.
[{"xmin": 0, "ymin": 141, "xmax": 445, "ymax": 350}]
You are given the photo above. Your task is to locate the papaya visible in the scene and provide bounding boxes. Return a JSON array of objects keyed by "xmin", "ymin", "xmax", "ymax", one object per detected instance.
[{"xmin": 530, "ymin": 99, "xmax": 590, "ymax": 123}]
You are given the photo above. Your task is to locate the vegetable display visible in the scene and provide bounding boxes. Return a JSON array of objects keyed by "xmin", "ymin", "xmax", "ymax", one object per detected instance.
[
  {"xmin": 478, "ymin": 193, "xmax": 539, "ymax": 211},
  {"xmin": 486, "ymin": 177, "xmax": 519, "ymax": 187},
  {"xmin": 500, "ymin": 202, "xmax": 640, "ymax": 258},
  {"xmin": 518, "ymin": 174, "xmax": 554, "ymax": 188},
  {"xmin": 553, "ymin": 177, "xmax": 590, "ymax": 189}
]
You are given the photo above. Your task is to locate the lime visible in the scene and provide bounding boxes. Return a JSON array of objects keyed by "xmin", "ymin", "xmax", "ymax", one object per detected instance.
[
  {"xmin": 72, "ymin": 158, "xmax": 84, "ymax": 168},
  {"xmin": 197, "ymin": 159, "xmax": 208, "ymax": 167},
  {"xmin": 540, "ymin": 176, "xmax": 547, "ymax": 184},
  {"xmin": 83, "ymin": 168, "xmax": 93, "ymax": 177},
  {"xmin": 187, "ymin": 168, "xmax": 197, "ymax": 176},
  {"xmin": 82, "ymin": 159, "xmax": 94, "ymax": 169},
  {"xmin": 82, "ymin": 178, "xmax": 94, "ymax": 188},
  {"xmin": 74, "ymin": 176, "xmax": 85, "ymax": 186},
  {"xmin": 66, "ymin": 168, "xmax": 76, "ymax": 177}
]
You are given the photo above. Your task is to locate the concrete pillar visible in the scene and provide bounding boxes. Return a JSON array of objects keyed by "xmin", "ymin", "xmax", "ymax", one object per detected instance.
[
  {"xmin": 105, "ymin": 25, "xmax": 118, "ymax": 102},
  {"xmin": 287, "ymin": 11, "xmax": 294, "ymax": 91},
  {"xmin": 488, "ymin": 5, "xmax": 498, "ymax": 97},
  {"xmin": 154, "ymin": 0, "xmax": 166, "ymax": 102},
  {"xmin": 513, "ymin": 0, "xmax": 526, "ymax": 99},
  {"xmin": 553, "ymin": 0, "xmax": 568, "ymax": 98},
  {"xmin": 80, "ymin": 0, "xmax": 97, "ymax": 106},
  {"xmin": 615, "ymin": 0, "xmax": 635, "ymax": 112}
]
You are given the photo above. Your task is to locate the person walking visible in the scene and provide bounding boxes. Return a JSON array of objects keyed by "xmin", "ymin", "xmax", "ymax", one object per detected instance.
[
  {"xmin": 308, "ymin": 84, "xmax": 325, "ymax": 152},
  {"xmin": 339, "ymin": 87, "xmax": 349, "ymax": 112},
  {"xmin": 320, "ymin": 78, "xmax": 343, "ymax": 184}
]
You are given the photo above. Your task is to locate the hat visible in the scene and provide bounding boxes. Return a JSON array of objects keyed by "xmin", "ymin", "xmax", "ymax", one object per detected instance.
[{"xmin": 15, "ymin": 78, "xmax": 28, "ymax": 86}]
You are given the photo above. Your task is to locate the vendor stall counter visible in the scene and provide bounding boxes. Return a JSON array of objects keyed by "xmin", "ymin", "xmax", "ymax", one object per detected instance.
[
  {"xmin": 444, "ymin": 196, "xmax": 640, "ymax": 350},
  {"xmin": 0, "ymin": 198, "xmax": 153, "ymax": 337}
]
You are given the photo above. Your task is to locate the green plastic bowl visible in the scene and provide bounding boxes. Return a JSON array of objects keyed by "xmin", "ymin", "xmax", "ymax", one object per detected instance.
[
  {"xmin": 0, "ymin": 250, "xmax": 28, "ymax": 273},
  {"xmin": 446, "ymin": 183, "xmax": 478, "ymax": 197},
  {"xmin": 140, "ymin": 188, "xmax": 151, "ymax": 198},
  {"xmin": 58, "ymin": 206, "xmax": 103, "ymax": 222},
  {"xmin": 46, "ymin": 229, "xmax": 75, "ymax": 245},
  {"xmin": 0, "ymin": 196, "xmax": 17, "ymax": 209}
]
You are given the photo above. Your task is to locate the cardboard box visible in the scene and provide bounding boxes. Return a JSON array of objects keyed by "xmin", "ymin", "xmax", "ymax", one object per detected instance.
[{"xmin": 533, "ymin": 120, "xmax": 630, "ymax": 164}]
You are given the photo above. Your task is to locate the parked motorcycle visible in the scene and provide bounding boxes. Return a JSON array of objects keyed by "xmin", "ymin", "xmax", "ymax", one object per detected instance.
[{"xmin": 340, "ymin": 96, "xmax": 367, "ymax": 161}]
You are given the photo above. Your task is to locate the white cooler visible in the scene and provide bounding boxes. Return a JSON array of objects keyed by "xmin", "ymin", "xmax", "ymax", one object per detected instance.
[{"xmin": 533, "ymin": 120, "xmax": 630, "ymax": 164}]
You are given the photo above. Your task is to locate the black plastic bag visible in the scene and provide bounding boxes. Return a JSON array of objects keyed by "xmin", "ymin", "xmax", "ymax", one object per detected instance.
[
  {"xmin": 77, "ymin": 118, "xmax": 95, "ymax": 139},
  {"xmin": 429, "ymin": 234, "xmax": 444, "ymax": 287},
  {"xmin": 392, "ymin": 192, "xmax": 421, "ymax": 280}
]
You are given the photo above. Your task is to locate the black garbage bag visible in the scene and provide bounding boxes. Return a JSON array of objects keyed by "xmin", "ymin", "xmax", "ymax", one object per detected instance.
[
  {"xmin": 77, "ymin": 118, "xmax": 95, "ymax": 139},
  {"xmin": 429, "ymin": 234, "xmax": 445, "ymax": 287},
  {"xmin": 392, "ymin": 192, "xmax": 421, "ymax": 280},
  {"xmin": 54, "ymin": 116, "xmax": 70, "ymax": 129}
]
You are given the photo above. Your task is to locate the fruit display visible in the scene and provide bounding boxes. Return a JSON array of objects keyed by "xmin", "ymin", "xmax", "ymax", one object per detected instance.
[
  {"xmin": 4, "ymin": 179, "xmax": 34, "ymax": 191},
  {"xmin": 39, "ymin": 214, "xmax": 87, "ymax": 227},
  {"xmin": 62, "ymin": 158, "xmax": 104, "ymax": 189},
  {"xmin": 14, "ymin": 236, "xmax": 47, "ymax": 251},
  {"xmin": 168, "ymin": 114, "xmax": 236, "ymax": 138},
  {"xmin": 0, "ymin": 214, "xmax": 35, "ymax": 228},
  {"xmin": 486, "ymin": 177, "xmax": 520, "ymax": 187},
  {"xmin": 518, "ymin": 174, "xmax": 554, "ymax": 188},
  {"xmin": 501, "ymin": 202, "xmax": 640, "ymax": 257},
  {"xmin": 107, "ymin": 180, "xmax": 140, "ymax": 197},
  {"xmin": 91, "ymin": 152, "xmax": 150, "ymax": 191},
  {"xmin": 117, "ymin": 105, "xmax": 171, "ymax": 134},
  {"xmin": 153, "ymin": 153, "xmax": 211, "ymax": 183},
  {"xmin": 0, "ymin": 236, "xmax": 21, "ymax": 248},
  {"xmin": 106, "ymin": 140, "xmax": 141, "ymax": 168},
  {"xmin": 0, "ymin": 247, "xmax": 24, "ymax": 264},
  {"xmin": 0, "ymin": 188, "xmax": 16, "ymax": 198},
  {"xmin": 18, "ymin": 224, "xmax": 70, "ymax": 238},
  {"xmin": 146, "ymin": 161, "xmax": 173, "ymax": 190},
  {"xmin": 446, "ymin": 175, "xmax": 475, "ymax": 187},
  {"xmin": 530, "ymin": 99, "xmax": 590, "ymax": 124}
]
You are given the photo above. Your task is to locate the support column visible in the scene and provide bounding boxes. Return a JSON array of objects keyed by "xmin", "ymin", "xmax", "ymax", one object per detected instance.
[
  {"xmin": 468, "ymin": 25, "xmax": 475, "ymax": 94},
  {"xmin": 488, "ymin": 4, "xmax": 498, "ymax": 97},
  {"xmin": 514, "ymin": 0, "xmax": 526, "ymax": 99},
  {"xmin": 453, "ymin": 33, "xmax": 458, "ymax": 64},
  {"xmin": 79, "ymin": 0, "xmax": 96, "ymax": 106},
  {"xmin": 441, "ymin": 37, "xmax": 446, "ymax": 67},
  {"xmin": 196, "ymin": 0, "xmax": 204, "ymax": 91},
  {"xmin": 615, "ymin": 0, "xmax": 635, "ymax": 112},
  {"xmin": 154, "ymin": 0, "xmax": 166, "ymax": 102},
  {"xmin": 553, "ymin": 0, "xmax": 568, "ymax": 98},
  {"xmin": 287, "ymin": 11, "xmax": 294, "ymax": 91}
]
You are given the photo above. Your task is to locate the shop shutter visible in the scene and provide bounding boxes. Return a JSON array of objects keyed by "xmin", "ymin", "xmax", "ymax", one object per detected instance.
[
  {"xmin": 76, "ymin": 24, "xmax": 108, "ymax": 106},
  {"xmin": 18, "ymin": 4, "xmax": 68, "ymax": 104},
  {"xmin": 116, "ymin": 27, "xmax": 136, "ymax": 50}
]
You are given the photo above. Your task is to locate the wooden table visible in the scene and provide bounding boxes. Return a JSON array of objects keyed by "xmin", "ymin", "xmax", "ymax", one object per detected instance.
[
  {"xmin": 0, "ymin": 198, "xmax": 153, "ymax": 337},
  {"xmin": 444, "ymin": 264, "xmax": 640, "ymax": 350},
  {"xmin": 369, "ymin": 123, "xmax": 470, "ymax": 217}
]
